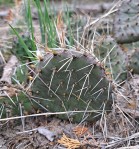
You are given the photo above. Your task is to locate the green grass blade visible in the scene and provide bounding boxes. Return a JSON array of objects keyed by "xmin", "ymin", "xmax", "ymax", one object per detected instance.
[
  {"xmin": 44, "ymin": 0, "xmax": 57, "ymax": 47},
  {"xmin": 65, "ymin": 6, "xmax": 74, "ymax": 46},
  {"xmin": 34, "ymin": 0, "xmax": 46, "ymax": 43},
  {"xmin": 25, "ymin": 0, "xmax": 36, "ymax": 51},
  {"xmin": 9, "ymin": 24, "xmax": 35, "ymax": 61}
]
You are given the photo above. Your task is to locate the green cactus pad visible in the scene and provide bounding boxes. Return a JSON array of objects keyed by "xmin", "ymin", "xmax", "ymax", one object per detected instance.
[
  {"xmin": 0, "ymin": 93, "xmax": 31, "ymax": 118},
  {"xmin": 0, "ymin": 87, "xmax": 48, "ymax": 119},
  {"xmin": 113, "ymin": 0, "xmax": 139, "ymax": 44},
  {"xmin": 128, "ymin": 49, "xmax": 139, "ymax": 74},
  {"xmin": 31, "ymin": 50, "xmax": 113, "ymax": 122},
  {"xmin": 94, "ymin": 36, "xmax": 127, "ymax": 82}
]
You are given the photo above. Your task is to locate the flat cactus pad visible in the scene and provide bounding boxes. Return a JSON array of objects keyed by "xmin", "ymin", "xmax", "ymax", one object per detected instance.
[
  {"xmin": 31, "ymin": 50, "xmax": 113, "ymax": 122},
  {"xmin": 94, "ymin": 36, "xmax": 127, "ymax": 82},
  {"xmin": 113, "ymin": 0, "xmax": 139, "ymax": 44}
]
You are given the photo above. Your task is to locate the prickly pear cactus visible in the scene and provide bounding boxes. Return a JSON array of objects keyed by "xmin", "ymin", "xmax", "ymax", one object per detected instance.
[
  {"xmin": 113, "ymin": 0, "xmax": 139, "ymax": 44},
  {"xmin": 94, "ymin": 36, "xmax": 127, "ymax": 82},
  {"xmin": 0, "ymin": 50, "xmax": 113, "ymax": 122},
  {"xmin": 0, "ymin": 91, "xmax": 31, "ymax": 119},
  {"xmin": 128, "ymin": 49, "xmax": 139, "ymax": 74},
  {"xmin": 31, "ymin": 50, "xmax": 113, "ymax": 122},
  {"xmin": 0, "ymin": 88, "xmax": 43, "ymax": 119}
]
